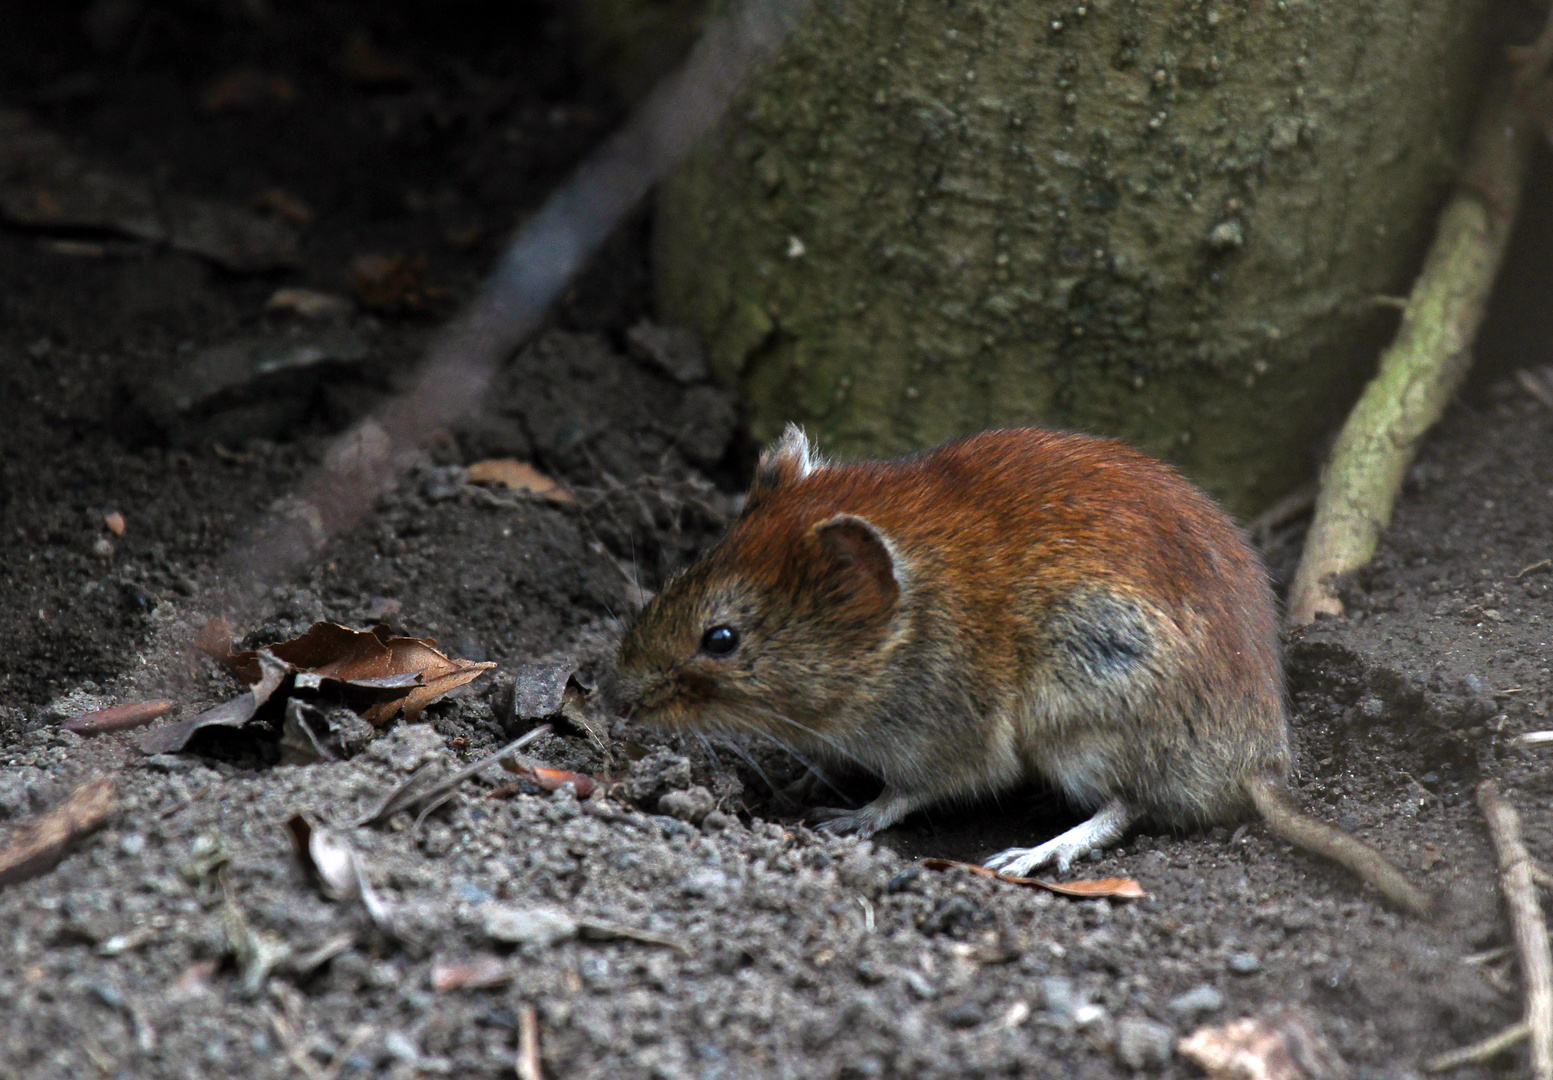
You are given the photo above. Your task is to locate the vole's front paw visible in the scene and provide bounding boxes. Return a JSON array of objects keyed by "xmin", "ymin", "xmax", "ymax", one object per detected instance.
[{"xmin": 808, "ymin": 788, "xmax": 917, "ymax": 838}]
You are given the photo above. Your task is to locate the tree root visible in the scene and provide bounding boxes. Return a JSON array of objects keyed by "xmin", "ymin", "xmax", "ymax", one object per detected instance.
[
  {"xmin": 1286, "ymin": 71, "xmax": 1531, "ymax": 625},
  {"xmin": 1475, "ymin": 781, "xmax": 1553, "ymax": 1080}
]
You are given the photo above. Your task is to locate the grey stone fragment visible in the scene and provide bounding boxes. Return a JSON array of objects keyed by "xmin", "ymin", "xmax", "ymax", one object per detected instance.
[
  {"xmin": 1228, "ymin": 951, "xmax": 1262, "ymax": 974},
  {"xmin": 941, "ymin": 1001, "xmax": 985, "ymax": 1029},
  {"xmin": 1167, "ymin": 984, "xmax": 1224, "ymax": 1018},
  {"xmin": 478, "ymin": 903, "xmax": 578, "ymax": 947},
  {"xmin": 658, "ymin": 785, "xmax": 715, "ymax": 824},
  {"xmin": 1114, "ymin": 1016, "xmax": 1174, "ymax": 1070}
]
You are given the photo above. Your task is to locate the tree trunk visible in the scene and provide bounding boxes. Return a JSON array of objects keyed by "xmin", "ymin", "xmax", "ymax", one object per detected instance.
[{"xmin": 653, "ymin": 0, "xmax": 1490, "ymax": 514}]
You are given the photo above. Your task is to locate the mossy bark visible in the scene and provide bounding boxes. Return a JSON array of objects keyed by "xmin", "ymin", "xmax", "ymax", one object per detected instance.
[{"xmin": 654, "ymin": 0, "xmax": 1490, "ymax": 515}]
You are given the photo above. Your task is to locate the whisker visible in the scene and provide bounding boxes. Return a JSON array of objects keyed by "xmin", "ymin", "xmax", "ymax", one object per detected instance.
[
  {"xmin": 740, "ymin": 702, "xmax": 871, "ymax": 772},
  {"xmin": 629, "ymin": 535, "xmax": 644, "ymax": 615},
  {"xmin": 719, "ymin": 713, "xmax": 854, "ymax": 806},
  {"xmin": 694, "ymin": 731, "xmax": 725, "ymax": 773},
  {"xmin": 711, "ymin": 733, "xmax": 781, "ymax": 796}
]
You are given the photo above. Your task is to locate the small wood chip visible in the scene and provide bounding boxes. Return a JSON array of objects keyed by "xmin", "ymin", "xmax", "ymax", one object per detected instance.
[
  {"xmin": 431, "ymin": 955, "xmax": 509, "ymax": 992},
  {"xmin": 0, "ymin": 778, "xmax": 117, "ymax": 887},
  {"xmin": 64, "ymin": 699, "xmax": 173, "ymax": 734}
]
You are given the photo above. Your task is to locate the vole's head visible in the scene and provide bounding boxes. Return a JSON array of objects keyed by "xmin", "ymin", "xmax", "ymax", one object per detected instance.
[{"xmin": 611, "ymin": 426, "xmax": 905, "ymax": 744}]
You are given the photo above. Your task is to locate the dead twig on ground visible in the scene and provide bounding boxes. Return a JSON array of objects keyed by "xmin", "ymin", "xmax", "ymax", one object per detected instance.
[
  {"xmin": 518, "ymin": 1005, "xmax": 544, "ymax": 1080},
  {"xmin": 1476, "ymin": 781, "xmax": 1553, "ymax": 1080},
  {"xmin": 1423, "ymin": 1021, "xmax": 1530, "ymax": 1073},
  {"xmin": 359, "ymin": 724, "xmax": 553, "ymax": 828},
  {"xmin": 1287, "ymin": 71, "xmax": 1531, "ymax": 625}
]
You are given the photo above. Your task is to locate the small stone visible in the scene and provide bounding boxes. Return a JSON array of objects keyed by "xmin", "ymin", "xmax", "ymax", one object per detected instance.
[
  {"xmin": 680, "ymin": 867, "xmax": 729, "ymax": 897},
  {"xmin": 1115, "ymin": 1016, "xmax": 1174, "ymax": 1070},
  {"xmin": 855, "ymin": 959, "xmax": 887, "ymax": 985},
  {"xmin": 455, "ymin": 881, "xmax": 494, "ymax": 904},
  {"xmin": 619, "ymin": 751, "xmax": 693, "ymax": 804},
  {"xmin": 419, "ymin": 825, "xmax": 454, "ymax": 857},
  {"xmin": 383, "ymin": 1030, "xmax": 420, "ymax": 1062},
  {"xmin": 1039, "ymin": 976, "xmax": 1081, "ymax": 1020},
  {"xmin": 1228, "ymin": 951, "xmax": 1262, "ymax": 974},
  {"xmin": 903, "ymin": 970, "xmax": 937, "ymax": 1000},
  {"xmin": 1167, "ymin": 984, "xmax": 1224, "ymax": 1017},
  {"xmin": 478, "ymin": 904, "xmax": 578, "ymax": 947},
  {"xmin": 1207, "ymin": 220, "xmax": 1244, "ymax": 250},
  {"xmin": 701, "ymin": 810, "xmax": 734, "ymax": 832},
  {"xmin": 658, "ymin": 786, "xmax": 715, "ymax": 825},
  {"xmin": 941, "ymin": 1001, "xmax": 986, "ymax": 1029},
  {"xmin": 1073, "ymin": 1004, "xmax": 1109, "ymax": 1030},
  {"xmin": 118, "ymin": 832, "xmax": 148, "ymax": 857}
]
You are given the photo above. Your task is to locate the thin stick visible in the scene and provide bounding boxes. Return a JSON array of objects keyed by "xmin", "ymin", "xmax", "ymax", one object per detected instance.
[
  {"xmin": 1477, "ymin": 781, "xmax": 1553, "ymax": 1080},
  {"xmin": 1287, "ymin": 73, "xmax": 1531, "ymax": 625},
  {"xmin": 1422, "ymin": 1021, "xmax": 1530, "ymax": 1072},
  {"xmin": 358, "ymin": 725, "xmax": 552, "ymax": 827},
  {"xmin": 517, "ymin": 1005, "xmax": 544, "ymax": 1080}
]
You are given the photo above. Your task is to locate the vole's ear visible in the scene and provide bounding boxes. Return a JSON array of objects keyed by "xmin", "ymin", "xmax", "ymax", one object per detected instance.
[
  {"xmin": 812, "ymin": 514, "xmax": 900, "ymax": 615},
  {"xmin": 747, "ymin": 424, "xmax": 817, "ymax": 509}
]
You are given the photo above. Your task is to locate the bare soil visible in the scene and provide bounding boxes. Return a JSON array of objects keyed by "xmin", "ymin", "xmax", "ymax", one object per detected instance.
[{"xmin": 1, "ymin": 4, "xmax": 1551, "ymax": 1079}]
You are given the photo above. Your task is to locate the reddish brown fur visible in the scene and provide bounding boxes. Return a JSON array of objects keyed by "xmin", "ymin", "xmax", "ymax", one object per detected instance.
[{"xmin": 612, "ymin": 426, "xmax": 1429, "ymax": 913}]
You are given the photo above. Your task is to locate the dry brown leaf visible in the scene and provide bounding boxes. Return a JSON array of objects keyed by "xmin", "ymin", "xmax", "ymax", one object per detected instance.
[
  {"xmin": 212, "ymin": 621, "xmax": 494, "ymax": 725},
  {"xmin": 0, "ymin": 778, "xmax": 117, "ymax": 887},
  {"xmin": 1178, "ymin": 1010, "xmax": 1349, "ymax": 1080},
  {"xmin": 65, "ymin": 699, "xmax": 173, "ymax": 734},
  {"xmin": 919, "ymin": 858, "xmax": 1146, "ymax": 899},
  {"xmin": 138, "ymin": 650, "xmax": 291, "ymax": 755},
  {"xmin": 466, "ymin": 459, "xmax": 575, "ymax": 503}
]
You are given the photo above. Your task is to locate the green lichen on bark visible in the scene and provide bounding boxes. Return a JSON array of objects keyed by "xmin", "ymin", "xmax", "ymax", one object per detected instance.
[{"xmin": 654, "ymin": 0, "xmax": 1489, "ymax": 514}]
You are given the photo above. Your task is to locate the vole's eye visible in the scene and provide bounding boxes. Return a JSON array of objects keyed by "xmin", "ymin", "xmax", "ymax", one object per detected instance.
[{"xmin": 700, "ymin": 625, "xmax": 740, "ymax": 656}]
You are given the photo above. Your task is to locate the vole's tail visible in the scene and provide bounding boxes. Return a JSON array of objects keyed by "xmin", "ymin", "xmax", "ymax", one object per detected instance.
[{"xmin": 1245, "ymin": 776, "xmax": 1434, "ymax": 918}]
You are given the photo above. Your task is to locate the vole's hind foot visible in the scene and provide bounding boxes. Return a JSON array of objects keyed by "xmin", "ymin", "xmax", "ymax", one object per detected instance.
[
  {"xmin": 809, "ymin": 787, "xmax": 919, "ymax": 838},
  {"xmin": 984, "ymin": 799, "xmax": 1134, "ymax": 876}
]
